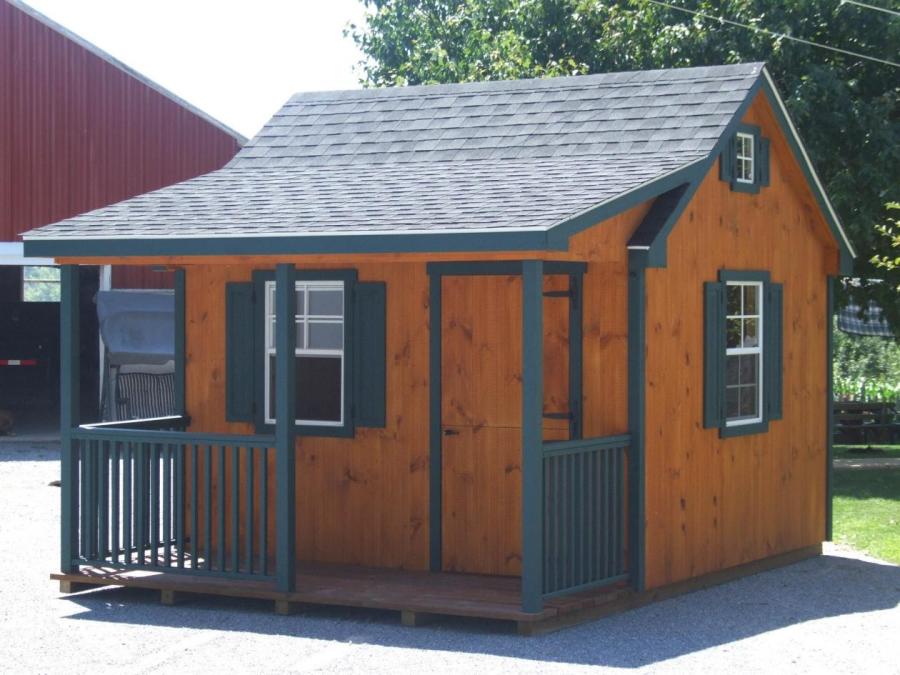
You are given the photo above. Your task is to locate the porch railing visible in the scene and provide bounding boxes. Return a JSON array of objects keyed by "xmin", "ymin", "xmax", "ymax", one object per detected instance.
[
  {"xmin": 542, "ymin": 433, "xmax": 629, "ymax": 597},
  {"xmin": 66, "ymin": 421, "xmax": 277, "ymax": 580}
]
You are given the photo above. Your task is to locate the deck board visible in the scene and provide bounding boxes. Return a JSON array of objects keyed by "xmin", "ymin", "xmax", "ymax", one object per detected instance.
[{"xmin": 51, "ymin": 563, "xmax": 629, "ymax": 623}]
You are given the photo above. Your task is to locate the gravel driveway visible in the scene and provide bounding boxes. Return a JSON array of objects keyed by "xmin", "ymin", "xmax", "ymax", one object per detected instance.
[{"xmin": 1, "ymin": 441, "xmax": 898, "ymax": 674}]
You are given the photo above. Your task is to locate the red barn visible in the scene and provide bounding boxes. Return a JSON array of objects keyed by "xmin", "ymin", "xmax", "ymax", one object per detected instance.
[{"xmin": 0, "ymin": 0, "xmax": 243, "ymax": 430}]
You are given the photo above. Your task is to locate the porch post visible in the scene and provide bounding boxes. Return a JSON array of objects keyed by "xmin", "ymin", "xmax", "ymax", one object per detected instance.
[
  {"xmin": 60, "ymin": 265, "xmax": 80, "ymax": 572},
  {"xmin": 274, "ymin": 263, "xmax": 297, "ymax": 592},
  {"xmin": 521, "ymin": 260, "xmax": 544, "ymax": 613},
  {"xmin": 627, "ymin": 250, "xmax": 647, "ymax": 592},
  {"xmin": 173, "ymin": 268, "xmax": 186, "ymax": 418}
]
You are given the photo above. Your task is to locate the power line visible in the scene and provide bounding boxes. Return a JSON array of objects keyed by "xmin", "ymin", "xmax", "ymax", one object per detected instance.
[
  {"xmin": 841, "ymin": 0, "xmax": 900, "ymax": 19},
  {"xmin": 644, "ymin": 0, "xmax": 900, "ymax": 68}
]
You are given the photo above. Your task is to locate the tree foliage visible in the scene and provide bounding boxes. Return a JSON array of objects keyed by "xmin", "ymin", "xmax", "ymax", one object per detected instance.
[{"xmin": 350, "ymin": 0, "xmax": 900, "ymax": 327}]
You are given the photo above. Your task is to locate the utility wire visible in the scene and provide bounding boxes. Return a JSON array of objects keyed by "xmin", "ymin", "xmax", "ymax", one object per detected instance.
[
  {"xmin": 840, "ymin": 0, "xmax": 900, "ymax": 19},
  {"xmin": 644, "ymin": 0, "xmax": 900, "ymax": 68}
]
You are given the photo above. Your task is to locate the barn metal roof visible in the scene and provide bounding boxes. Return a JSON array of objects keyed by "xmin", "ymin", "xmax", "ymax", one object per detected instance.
[{"xmin": 23, "ymin": 61, "xmax": 850, "ymax": 263}]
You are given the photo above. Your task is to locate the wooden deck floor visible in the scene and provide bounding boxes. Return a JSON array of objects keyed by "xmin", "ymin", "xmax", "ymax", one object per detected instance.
[{"xmin": 52, "ymin": 563, "xmax": 631, "ymax": 629}]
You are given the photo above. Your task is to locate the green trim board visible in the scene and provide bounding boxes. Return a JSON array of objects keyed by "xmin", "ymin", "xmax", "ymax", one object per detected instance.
[
  {"xmin": 174, "ymin": 269, "xmax": 186, "ymax": 416},
  {"xmin": 826, "ymin": 276, "xmax": 834, "ymax": 541},
  {"xmin": 59, "ymin": 265, "xmax": 81, "ymax": 574},
  {"xmin": 568, "ymin": 273, "xmax": 583, "ymax": 440},
  {"xmin": 521, "ymin": 260, "xmax": 544, "ymax": 613},
  {"xmin": 626, "ymin": 250, "xmax": 647, "ymax": 592},
  {"xmin": 274, "ymin": 263, "xmax": 297, "ymax": 592},
  {"xmin": 428, "ymin": 272, "xmax": 442, "ymax": 572},
  {"xmin": 251, "ymin": 268, "xmax": 358, "ymax": 439}
]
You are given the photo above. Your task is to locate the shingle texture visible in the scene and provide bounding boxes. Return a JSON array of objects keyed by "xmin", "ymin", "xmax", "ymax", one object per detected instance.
[{"xmin": 25, "ymin": 63, "xmax": 763, "ymax": 242}]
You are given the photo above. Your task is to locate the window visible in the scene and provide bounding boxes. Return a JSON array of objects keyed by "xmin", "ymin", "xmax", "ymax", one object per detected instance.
[
  {"xmin": 735, "ymin": 133, "xmax": 754, "ymax": 184},
  {"xmin": 22, "ymin": 266, "xmax": 61, "ymax": 302},
  {"xmin": 720, "ymin": 125, "xmax": 769, "ymax": 193},
  {"xmin": 704, "ymin": 271, "xmax": 783, "ymax": 437},
  {"xmin": 725, "ymin": 282, "xmax": 762, "ymax": 425},
  {"xmin": 264, "ymin": 280, "xmax": 345, "ymax": 427}
]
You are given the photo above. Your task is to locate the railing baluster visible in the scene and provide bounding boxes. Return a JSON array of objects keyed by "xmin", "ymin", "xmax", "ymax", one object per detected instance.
[
  {"xmin": 163, "ymin": 443, "xmax": 172, "ymax": 567},
  {"xmin": 217, "ymin": 445, "xmax": 226, "ymax": 572},
  {"xmin": 204, "ymin": 444, "xmax": 212, "ymax": 571},
  {"xmin": 123, "ymin": 443, "xmax": 132, "ymax": 563},
  {"xmin": 245, "ymin": 445, "xmax": 254, "ymax": 575},
  {"xmin": 231, "ymin": 445, "xmax": 240, "ymax": 573},
  {"xmin": 135, "ymin": 443, "xmax": 145, "ymax": 566},
  {"xmin": 150, "ymin": 443, "xmax": 159, "ymax": 565},
  {"xmin": 191, "ymin": 443, "xmax": 198, "ymax": 570},
  {"xmin": 111, "ymin": 442, "xmax": 120, "ymax": 563},
  {"xmin": 176, "ymin": 442, "xmax": 185, "ymax": 569},
  {"xmin": 99, "ymin": 440, "xmax": 109, "ymax": 560},
  {"xmin": 261, "ymin": 447, "xmax": 268, "ymax": 576}
]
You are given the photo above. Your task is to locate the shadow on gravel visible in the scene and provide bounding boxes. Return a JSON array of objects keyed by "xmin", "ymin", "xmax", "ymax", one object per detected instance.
[
  {"xmin": 61, "ymin": 554, "xmax": 900, "ymax": 668},
  {"xmin": 0, "ymin": 443, "xmax": 60, "ymax": 462}
]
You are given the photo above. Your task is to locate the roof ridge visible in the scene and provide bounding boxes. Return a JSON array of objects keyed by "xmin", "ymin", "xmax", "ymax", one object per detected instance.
[{"xmin": 288, "ymin": 63, "xmax": 765, "ymax": 104}]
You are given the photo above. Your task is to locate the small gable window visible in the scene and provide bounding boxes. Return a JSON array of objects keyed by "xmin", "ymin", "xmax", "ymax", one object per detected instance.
[
  {"xmin": 704, "ymin": 270, "xmax": 783, "ymax": 438},
  {"xmin": 720, "ymin": 124, "xmax": 769, "ymax": 193}
]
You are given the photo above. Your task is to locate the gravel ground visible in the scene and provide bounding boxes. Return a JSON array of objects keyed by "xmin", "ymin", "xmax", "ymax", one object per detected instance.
[{"xmin": 1, "ymin": 441, "xmax": 898, "ymax": 675}]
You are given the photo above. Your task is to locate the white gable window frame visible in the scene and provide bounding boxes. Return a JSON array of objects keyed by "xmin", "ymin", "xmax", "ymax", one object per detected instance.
[
  {"xmin": 735, "ymin": 132, "xmax": 755, "ymax": 184},
  {"xmin": 724, "ymin": 281, "xmax": 763, "ymax": 426},
  {"xmin": 263, "ymin": 279, "xmax": 345, "ymax": 427}
]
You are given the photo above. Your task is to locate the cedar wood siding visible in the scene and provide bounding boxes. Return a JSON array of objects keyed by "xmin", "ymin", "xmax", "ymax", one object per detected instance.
[
  {"xmin": 0, "ymin": 1, "xmax": 240, "ymax": 268},
  {"xmin": 179, "ymin": 202, "xmax": 648, "ymax": 571},
  {"xmin": 642, "ymin": 92, "xmax": 840, "ymax": 589}
]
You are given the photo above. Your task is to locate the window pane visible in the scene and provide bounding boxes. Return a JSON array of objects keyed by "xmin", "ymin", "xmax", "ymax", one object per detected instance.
[
  {"xmin": 743, "ymin": 319, "xmax": 758, "ymax": 348},
  {"xmin": 739, "ymin": 385, "xmax": 758, "ymax": 418},
  {"xmin": 308, "ymin": 321, "xmax": 343, "ymax": 350},
  {"xmin": 308, "ymin": 289, "xmax": 343, "ymax": 316},
  {"xmin": 743, "ymin": 286, "xmax": 758, "ymax": 315},
  {"xmin": 727, "ymin": 285, "xmax": 742, "ymax": 315},
  {"xmin": 726, "ymin": 387, "xmax": 740, "ymax": 419},
  {"xmin": 726, "ymin": 318, "xmax": 741, "ymax": 348},
  {"xmin": 726, "ymin": 355, "xmax": 740, "ymax": 386},
  {"xmin": 739, "ymin": 354, "xmax": 758, "ymax": 386},
  {"xmin": 268, "ymin": 355, "xmax": 342, "ymax": 423},
  {"xmin": 268, "ymin": 318, "xmax": 276, "ymax": 349},
  {"xmin": 295, "ymin": 319, "xmax": 306, "ymax": 349},
  {"xmin": 23, "ymin": 266, "xmax": 60, "ymax": 281}
]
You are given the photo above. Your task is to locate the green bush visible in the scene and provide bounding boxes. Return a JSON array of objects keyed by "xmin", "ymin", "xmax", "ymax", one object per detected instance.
[{"xmin": 833, "ymin": 324, "xmax": 900, "ymax": 402}]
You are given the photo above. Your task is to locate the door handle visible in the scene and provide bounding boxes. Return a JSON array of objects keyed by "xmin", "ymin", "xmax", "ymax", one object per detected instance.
[{"xmin": 443, "ymin": 428, "xmax": 460, "ymax": 436}]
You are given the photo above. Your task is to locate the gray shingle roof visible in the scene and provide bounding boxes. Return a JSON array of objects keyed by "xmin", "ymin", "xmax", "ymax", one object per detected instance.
[{"xmin": 24, "ymin": 63, "xmax": 764, "ymax": 247}]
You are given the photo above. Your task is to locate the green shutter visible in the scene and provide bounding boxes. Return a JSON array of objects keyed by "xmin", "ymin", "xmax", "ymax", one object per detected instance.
[
  {"xmin": 353, "ymin": 281, "xmax": 387, "ymax": 428},
  {"xmin": 757, "ymin": 137, "xmax": 770, "ymax": 186},
  {"xmin": 703, "ymin": 281, "xmax": 726, "ymax": 428},
  {"xmin": 765, "ymin": 282, "xmax": 783, "ymax": 420},
  {"xmin": 719, "ymin": 134, "xmax": 737, "ymax": 182},
  {"xmin": 225, "ymin": 281, "xmax": 256, "ymax": 422}
]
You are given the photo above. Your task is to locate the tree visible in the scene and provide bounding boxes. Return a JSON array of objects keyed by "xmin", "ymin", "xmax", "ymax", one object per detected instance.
[{"xmin": 350, "ymin": 0, "xmax": 900, "ymax": 327}]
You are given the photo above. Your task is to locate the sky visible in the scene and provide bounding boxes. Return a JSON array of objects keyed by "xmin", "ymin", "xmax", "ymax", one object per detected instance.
[{"xmin": 25, "ymin": 0, "xmax": 369, "ymax": 139}]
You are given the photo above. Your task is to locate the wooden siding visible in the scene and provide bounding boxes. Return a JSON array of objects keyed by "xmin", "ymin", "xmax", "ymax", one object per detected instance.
[
  {"xmin": 642, "ymin": 92, "xmax": 838, "ymax": 589},
  {"xmin": 0, "ymin": 0, "xmax": 240, "ymax": 245}
]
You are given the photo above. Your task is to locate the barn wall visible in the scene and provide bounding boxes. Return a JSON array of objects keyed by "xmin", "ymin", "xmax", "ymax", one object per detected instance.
[
  {"xmin": 642, "ymin": 92, "xmax": 839, "ymax": 589},
  {"xmin": 0, "ymin": 0, "xmax": 241, "ymax": 245}
]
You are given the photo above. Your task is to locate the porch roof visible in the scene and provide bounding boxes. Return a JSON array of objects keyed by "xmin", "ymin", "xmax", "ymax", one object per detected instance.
[{"xmin": 24, "ymin": 63, "xmax": 765, "ymax": 256}]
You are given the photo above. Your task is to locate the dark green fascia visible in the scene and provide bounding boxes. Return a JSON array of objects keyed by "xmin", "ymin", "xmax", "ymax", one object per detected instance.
[
  {"xmin": 426, "ymin": 260, "xmax": 586, "ymax": 277},
  {"xmin": 252, "ymin": 268, "xmax": 358, "ymax": 439},
  {"xmin": 23, "ymin": 229, "xmax": 562, "ymax": 259},
  {"xmin": 759, "ymin": 79, "xmax": 854, "ymax": 275}
]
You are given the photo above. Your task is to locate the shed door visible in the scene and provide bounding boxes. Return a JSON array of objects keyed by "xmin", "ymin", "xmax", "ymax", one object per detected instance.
[{"xmin": 440, "ymin": 274, "xmax": 570, "ymax": 576}]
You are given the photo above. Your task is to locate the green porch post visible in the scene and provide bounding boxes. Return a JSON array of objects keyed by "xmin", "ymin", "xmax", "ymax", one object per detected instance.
[
  {"xmin": 521, "ymin": 260, "xmax": 544, "ymax": 612},
  {"xmin": 627, "ymin": 250, "xmax": 647, "ymax": 592},
  {"xmin": 174, "ymin": 269, "xmax": 186, "ymax": 417},
  {"xmin": 275, "ymin": 263, "xmax": 297, "ymax": 592},
  {"xmin": 826, "ymin": 276, "xmax": 834, "ymax": 541},
  {"xmin": 60, "ymin": 265, "xmax": 80, "ymax": 572}
]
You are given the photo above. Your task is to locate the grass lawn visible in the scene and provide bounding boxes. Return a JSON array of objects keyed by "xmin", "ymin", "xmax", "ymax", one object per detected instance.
[
  {"xmin": 832, "ymin": 468, "xmax": 900, "ymax": 564},
  {"xmin": 833, "ymin": 443, "xmax": 900, "ymax": 460}
]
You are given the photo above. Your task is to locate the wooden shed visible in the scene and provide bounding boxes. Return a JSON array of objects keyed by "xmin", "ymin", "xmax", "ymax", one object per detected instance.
[{"xmin": 24, "ymin": 62, "xmax": 854, "ymax": 632}]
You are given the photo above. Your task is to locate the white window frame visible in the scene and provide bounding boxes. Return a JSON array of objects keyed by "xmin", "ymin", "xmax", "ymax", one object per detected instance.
[
  {"xmin": 263, "ymin": 279, "xmax": 345, "ymax": 427},
  {"xmin": 21, "ymin": 265, "xmax": 61, "ymax": 302},
  {"xmin": 735, "ymin": 132, "xmax": 755, "ymax": 184},
  {"xmin": 725, "ymin": 281, "xmax": 763, "ymax": 427}
]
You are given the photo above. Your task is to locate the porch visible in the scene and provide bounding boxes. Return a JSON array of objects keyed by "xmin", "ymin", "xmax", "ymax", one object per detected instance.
[{"xmin": 55, "ymin": 260, "xmax": 640, "ymax": 625}]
